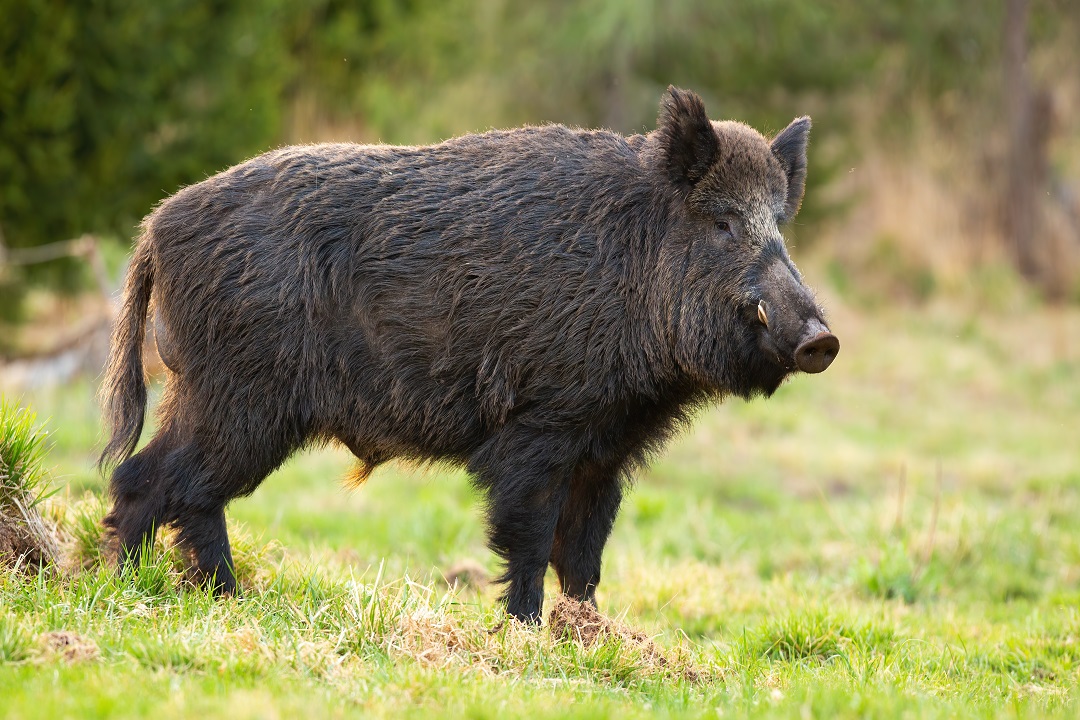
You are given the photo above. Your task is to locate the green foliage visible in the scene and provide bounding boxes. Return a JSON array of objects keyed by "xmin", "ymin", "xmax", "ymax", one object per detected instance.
[
  {"xmin": 0, "ymin": 614, "xmax": 31, "ymax": 662},
  {"xmin": 854, "ymin": 538, "xmax": 926, "ymax": 604},
  {"xmin": 0, "ymin": 401, "xmax": 50, "ymax": 507},
  {"xmin": 749, "ymin": 611, "xmax": 896, "ymax": 664},
  {"xmin": 3, "ymin": 0, "xmax": 1077, "ymax": 308},
  {"xmin": 290, "ymin": 0, "xmax": 1071, "ymax": 234},
  {"xmin": 313, "ymin": 0, "xmax": 1024, "ymax": 137},
  {"xmin": 0, "ymin": 0, "xmax": 291, "ymax": 254},
  {"xmin": 4, "ymin": 0, "xmax": 1073, "ymax": 246}
]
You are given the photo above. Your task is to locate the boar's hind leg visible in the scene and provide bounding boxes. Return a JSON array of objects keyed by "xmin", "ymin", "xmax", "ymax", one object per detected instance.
[
  {"xmin": 549, "ymin": 462, "xmax": 624, "ymax": 606},
  {"xmin": 166, "ymin": 434, "xmax": 296, "ymax": 596},
  {"xmin": 104, "ymin": 430, "xmax": 178, "ymax": 572},
  {"xmin": 470, "ymin": 431, "xmax": 574, "ymax": 624}
]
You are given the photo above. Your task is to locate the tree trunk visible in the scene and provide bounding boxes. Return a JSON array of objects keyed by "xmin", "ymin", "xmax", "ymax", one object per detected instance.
[{"xmin": 1002, "ymin": 0, "xmax": 1051, "ymax": 284}]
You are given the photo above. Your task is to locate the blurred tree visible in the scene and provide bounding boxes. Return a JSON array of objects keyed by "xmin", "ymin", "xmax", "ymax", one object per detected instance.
[
  {"xmin": 1002, "ymin": 0, "xmax": 1056, "ymax": 289},
  {"xmin": 1, "ymin": 0, "xmax": 1077, "ymax": 313},
  {"xmin": 0, "ymin": 0, "xmax": 292, "ymax": 290},
  {"xmin": 306, "ymin": 0, "xmax": 1019, "ymax": 137}
]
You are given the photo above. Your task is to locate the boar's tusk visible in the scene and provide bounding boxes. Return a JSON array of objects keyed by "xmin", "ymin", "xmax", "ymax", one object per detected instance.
[{"xmin": 757, "ymin": 300, "xmax": 769, "ymax": 327}]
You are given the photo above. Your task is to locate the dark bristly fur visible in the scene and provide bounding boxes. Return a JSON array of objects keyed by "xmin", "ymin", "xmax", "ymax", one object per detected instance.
[{"xmin": 100, "ymin": 86, "xmax": 838, "ymax": 621}]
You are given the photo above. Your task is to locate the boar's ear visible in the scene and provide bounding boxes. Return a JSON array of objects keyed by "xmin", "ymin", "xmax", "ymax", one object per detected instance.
[
  {"xmin": 657, "ymin": 86, "xmax": 719, "ymax": 189},
  {"xmin": 771, "ymin": 116, "xmax": 811, "ymax": 220}
]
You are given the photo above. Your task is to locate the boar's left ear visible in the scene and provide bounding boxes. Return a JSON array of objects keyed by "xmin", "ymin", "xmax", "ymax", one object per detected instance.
[
  {"xmin": 657, "ymin": 86, "xmax": 719, "ymax": 189},
  {"xmin": 771, "ymin": 116, "xmax": 811, "ymax": 220}
]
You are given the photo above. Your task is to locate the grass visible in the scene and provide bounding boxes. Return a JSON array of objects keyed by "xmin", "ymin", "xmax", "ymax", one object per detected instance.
[
  {"xmin": 0, "ymin": 401, "xmax": 51, "ymax": 504},
  {"xmin": 0, "ymin": 400, "xmax": 61, "ymax": 568},
  {"xmin": 2, "ymin": 287, "xmax": 1080, "ymax": 718}
]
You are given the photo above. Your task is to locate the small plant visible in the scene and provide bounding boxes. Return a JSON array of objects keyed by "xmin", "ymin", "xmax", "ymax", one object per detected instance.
[
  {"xmin": 853, "ymin": 539, "xmax": 923, "ymax": 604},
  {"xmin": 0, "ymin": 615, "xmax": 31, "ymax": 663},
  {"xmin": 63, "ymin": 492, "xmax": 108, "ymax": 568},
  {"xmin": 0, "ymin": 400, "xmax": 61, "ymax": 570},
  {"xmin": 750, "ymin": 610, "xmax": 895, "ymax": 665}
]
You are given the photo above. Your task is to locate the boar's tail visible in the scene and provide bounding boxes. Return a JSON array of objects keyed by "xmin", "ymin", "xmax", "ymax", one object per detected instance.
[{"xmin": 98, "ymin": 235, "xmax": 155, "ymax": 472}]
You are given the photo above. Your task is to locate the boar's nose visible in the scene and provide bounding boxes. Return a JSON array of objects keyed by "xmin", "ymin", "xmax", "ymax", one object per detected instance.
[{"xmin": 794, "ymin": 329, "xmax": 840, "ymax": 374}]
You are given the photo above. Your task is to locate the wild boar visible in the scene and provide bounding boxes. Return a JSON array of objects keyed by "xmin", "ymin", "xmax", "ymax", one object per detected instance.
[{"xmin": 100, "ymin": 86, "xmax": 838, "ymax": 622}]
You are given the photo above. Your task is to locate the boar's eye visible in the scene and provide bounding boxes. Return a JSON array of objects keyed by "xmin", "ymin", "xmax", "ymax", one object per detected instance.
[{"xmin": 716, "ymin": 219, "xmax": 734, "ymax": 241}]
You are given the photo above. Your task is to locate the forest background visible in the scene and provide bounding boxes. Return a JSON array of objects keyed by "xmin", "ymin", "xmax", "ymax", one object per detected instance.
[{"xmin": 1, "ymin": 0, "xmax": 1079, "ymax": 327}]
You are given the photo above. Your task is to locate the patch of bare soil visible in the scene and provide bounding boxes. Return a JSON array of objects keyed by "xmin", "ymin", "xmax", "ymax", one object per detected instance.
[
  {"xmin": 37, "ymin": 631, "xmax": 99, "ymax": 663},
  {"xmin": 547, "ymin": 595, "xmax": 705, "ymax": 682}
]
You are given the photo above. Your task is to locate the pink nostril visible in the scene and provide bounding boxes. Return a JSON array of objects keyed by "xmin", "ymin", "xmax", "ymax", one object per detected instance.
[{"xmin": 794, "ymin": 332, "xmax": 839, "ymax": 373}]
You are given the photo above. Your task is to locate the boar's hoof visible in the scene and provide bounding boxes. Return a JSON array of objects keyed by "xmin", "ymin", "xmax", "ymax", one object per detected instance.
[{"xmin": 794, "ymin": 332, "xmax": 839, "ymax": 374}]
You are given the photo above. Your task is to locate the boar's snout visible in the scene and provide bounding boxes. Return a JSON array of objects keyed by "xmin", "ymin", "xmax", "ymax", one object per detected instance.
[
  {"xmin": 756, "ymin": 260, "xmax": 839, "ymax": 375},
  {"xmin": 794, "ymin": 325, "xmax": 839, "ymax": 374}
]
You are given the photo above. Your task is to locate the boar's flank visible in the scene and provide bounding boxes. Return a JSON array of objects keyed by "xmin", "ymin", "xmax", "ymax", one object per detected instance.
[{"xmin": 100, "ymin": 86, "xmax": 838, "ymax": 622}]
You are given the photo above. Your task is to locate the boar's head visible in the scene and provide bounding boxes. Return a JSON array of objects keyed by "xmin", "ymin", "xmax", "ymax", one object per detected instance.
[{"xmin": 653, "ymin": 86, "xmax": 839, "ymax": 398}]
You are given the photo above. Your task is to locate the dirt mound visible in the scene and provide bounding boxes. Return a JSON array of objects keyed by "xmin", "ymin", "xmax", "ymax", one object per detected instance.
[
  {"xmin": 0, "ymin": 406, "xmax": 63, "ymax": 572},
  {"xmin": 547, "ymin": 595, "xmax": 704, "ymax": 682},
  {"xmin": 441, "ymin": 559, "xmax": 489, "ymax": 591},
  {"xmin": 0, "ymin": 477, "xmax": 61, "ymax": 572},
  {"xmin": 38, "ymin": 631, "xmax": 99, "ymax": 663},
  {"xmin": 0, "ymin": 512, "xmax": 61, "ymax": 571}
]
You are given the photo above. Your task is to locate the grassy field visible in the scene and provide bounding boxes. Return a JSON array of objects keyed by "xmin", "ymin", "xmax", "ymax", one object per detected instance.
[{"xmin": 2, "ymin": 282, "xmax": 1080, "ymax": 718}]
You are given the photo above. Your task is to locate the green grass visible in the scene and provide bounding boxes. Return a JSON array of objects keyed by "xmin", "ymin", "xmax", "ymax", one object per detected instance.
[
  {"xmin": 0, "ymin": 400, "xmax": 51, "ymax": 503},
  {"xmin": 1, "ymin": 399, "xmax": 62, "ymax": 569},
  {"xmin": 2, "ymin": 293, "xmax": 1080, "ymax": 718}
]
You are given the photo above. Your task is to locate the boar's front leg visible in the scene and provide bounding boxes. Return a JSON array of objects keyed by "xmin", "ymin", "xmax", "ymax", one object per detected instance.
[
  {"xmin": 468, "ymin": 429, "xmax": 575, "ymax": 623},
  {"xmin": 549, "ymin": 460, "xmax": 624, "ymax": 606}
]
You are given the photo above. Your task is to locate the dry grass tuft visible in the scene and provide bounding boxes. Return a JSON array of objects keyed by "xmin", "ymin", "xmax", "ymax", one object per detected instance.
[{"xmin": 394, "ymin": 608, "xmax": 487, "ymax": 671}]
